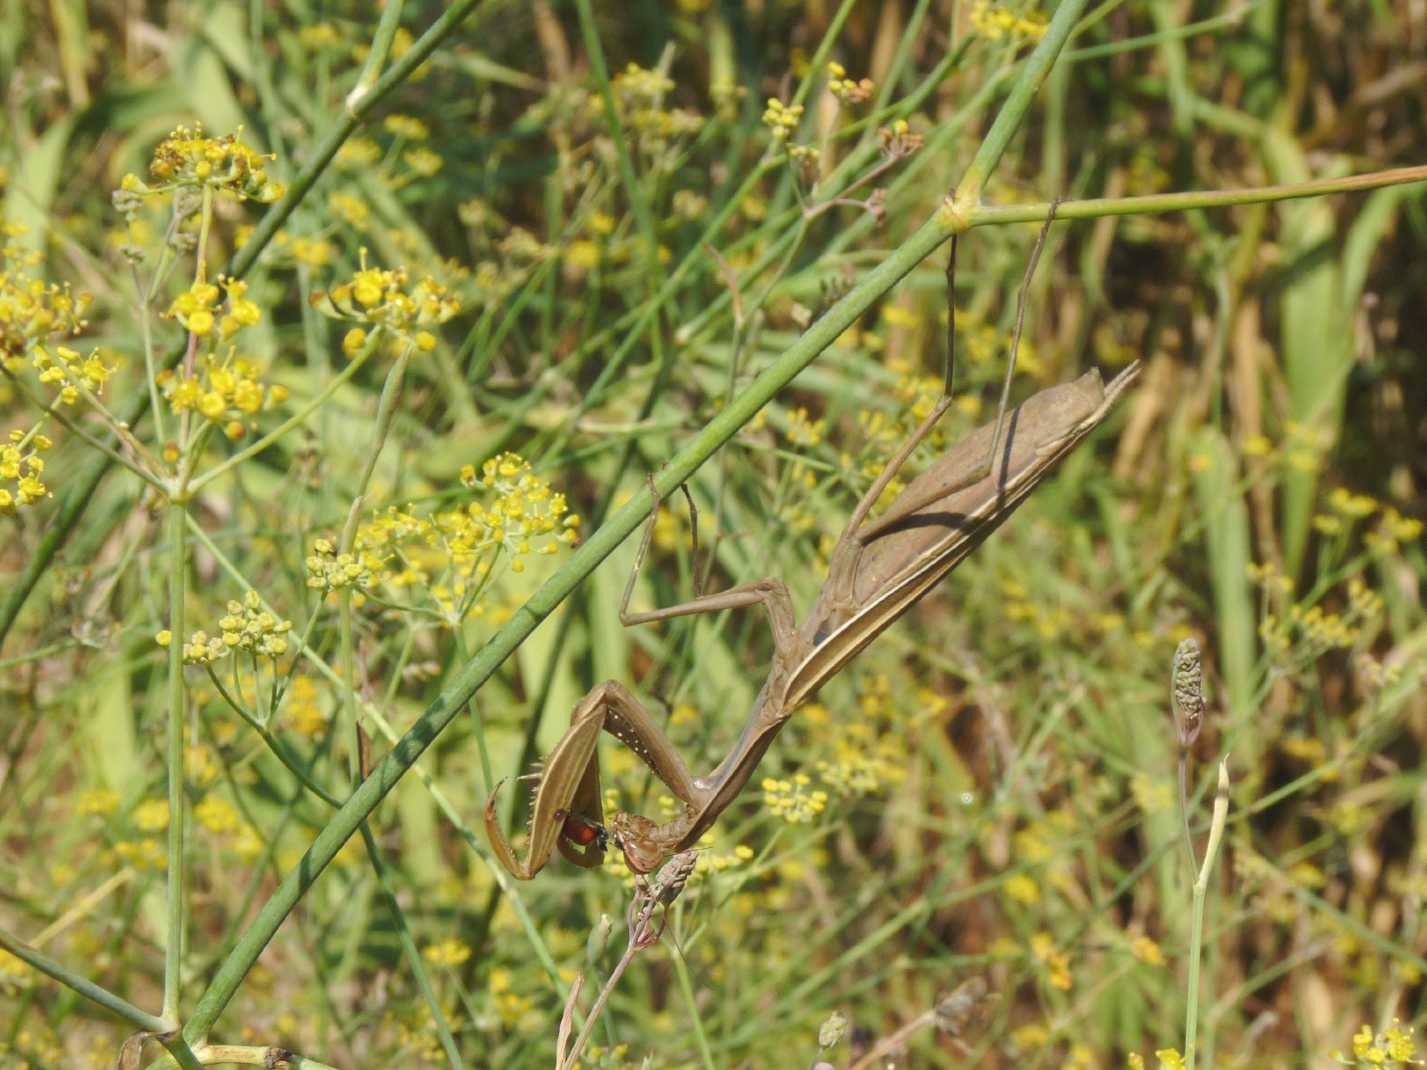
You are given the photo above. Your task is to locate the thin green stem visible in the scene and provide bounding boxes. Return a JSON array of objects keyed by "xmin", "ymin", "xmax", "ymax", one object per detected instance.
[
  {"xmin": 345, "ymin": 0, "xmax": 404, "ymax": 111},
  {"xmin": 672, "ymin": 946, "xmax": 716, "ymax": 1070},
  {"xmin": 967, "ymin": 164, "xmax": 1427, "ymax": 225},
  {"xmin": 359, "ymin": 826, "xmax": 469, "ymax": 1070},
  {"xmin": 162, "ymin": 502, "xmax": 188, "ymax": 1022},
  {"xmin": 0, "ymin": 926, "xmax": 173, "ymax": 1033},
  {"xmin": 1185, "ymin": 760, "xmax": 1230, "ymax": 1070},
  {"xmin": 206, "ymin": 667, "xmax": 341, "ymax": 808},
  {"xmin": 189, "ymin": 342, "xmax": 378, "ymax": 493},
  {"xmin": 133, "ymin": 261, "xmax": 166, "ymax": 441}
]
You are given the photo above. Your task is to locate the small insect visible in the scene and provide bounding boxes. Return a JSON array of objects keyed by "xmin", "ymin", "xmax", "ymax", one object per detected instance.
[
  {"xmin": 557, "ymin": 809, "xmax": 608, "ymax": 851},
  {"xmin": 487, "ymin": 208, "xmax": 1140, "ymax": 880}
]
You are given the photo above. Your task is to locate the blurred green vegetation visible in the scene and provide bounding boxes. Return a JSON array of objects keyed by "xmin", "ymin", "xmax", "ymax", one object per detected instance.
[{"xmin": 1, "ymin": 1, "xmax": 1426, "ymax": 1068}]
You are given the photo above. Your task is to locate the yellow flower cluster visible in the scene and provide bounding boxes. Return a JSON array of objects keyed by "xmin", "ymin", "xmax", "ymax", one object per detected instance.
[
  {"xmin": 166, "ymin": 277, "xmax": 262, "ymax": 340},
  {"xmin": 969, "ymin": 0, "xmax": 1048, "ymax": 41},
  {"xmin": 132, "ymin": 798, "xmax": 170, "ymax": 832},
  {"xmin": 215, "ymin": 591, "xmax": 295, "ymax": 657},
  {"xmin": 1128, "ymin": 934, "xmax": 1164, "ymax": 966},
  {"xmin": 0, "ymin": 430, "xmax": 52, "ymax": 512},
  {"xmin": 815, "ymin": 734, "xmax": 900, "ymax": 797},
  {"xmin": 316, "ymin": 250, "xmax": 462, "ymax": 354},
  {"xmin": 1029, "ymin": 931, "xmax": 1071, "ymax": 990},
  {"xmin": 1003, "ymin": 872, "xmax": 1040, "ymax": 904},
  {"xmin": 305, "ymin": 537, "xmax": 376, "ymax": 592},
  {"xmin": 422, "ymin": 938, "xmax": 472, "ymax": 968},
  {"xmin": 194, "ymin": 794, "xmax": 242, "ymax": 835},
  {"xmin": 811, "ymin": 675, "xmax": 913, "ymax": 798},
  {"xmin": 0, "ymin": 226, "xmax": 92, "ymax": 362},
  {"xmin": 785, "ymin": 406, "xmax": 826, "ymax": 447},
  {"xmin": 456, "ymin": 451, "xmax": 581, "ymax": 562},
  {"xmin": 384, "ymin": 114, "xmax": 430, "ymax": 140},
  {"xmin": 1342, "ymin": 1021, "xmax": 1420, "ymax": 1068},
  {"xmin": 1311, "ymin": 484, "xmax": 1424, "ymax": 551},
  {"xmin": 76, "ymin": 788, "xmax": 119, "ymax": 816},
  {"xmin": 1252, "ymin": 564, "xmax": 1382, "ymax": 659},
  {"xmin": 159, "ymin": 351, "xmax": 287, "ymax": 438},
  {"xmin": 826, "ymin": 62, "xmax": 874, "ymax": 104},
  {"xmin": 762, "ymin": 98, "xmax": 804, "ymax": 141},
  {"xmin": 487, "ymin": 966, "xmax": 538, "ymax": 1029},
  {"xmin": 159, "ymin": 591, "xmax": 293, "ymax": 664},
  {"xmin": 284, "ymin": 676, "xmax": 329, "ymax": 738},
  {"xmin": 30, "ymin": 344, "xmax": 116, "ymax": 405},
  {"xmin": 762, "ymin": 772, "xmax": 828, "ymax": 823},
  {"xmin": 404, "ymin": 147, "xmax": 443, "ymax": 177},
  {"xmin": 125, "ymin": 124, "xmax": 285, "ymax": 203},
  {"xmin": 1126, "ymin": 1051, "xmax": 1186, "ymax": 1070},
  {"xmin": 878, "ymin": 118, "xmax": 924, "ymax": 158},
  {"xmin": 346, "ymin": 453, "xmax": 579, "ymax": 623},
  {"xmin": 603, "ymin": 63, "xmax": 703, "ymax": 154}
]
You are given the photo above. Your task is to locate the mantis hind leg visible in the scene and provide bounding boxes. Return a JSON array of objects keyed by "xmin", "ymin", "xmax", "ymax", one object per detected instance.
[{"xmin": 831, "ymin": 201, "xmax": 1064, "ymax": 565}]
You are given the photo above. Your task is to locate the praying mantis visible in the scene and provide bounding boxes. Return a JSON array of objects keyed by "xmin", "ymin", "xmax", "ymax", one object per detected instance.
[{"xmin": 486, "ymin": 217, "xmax": 1141, "ymax": 880}]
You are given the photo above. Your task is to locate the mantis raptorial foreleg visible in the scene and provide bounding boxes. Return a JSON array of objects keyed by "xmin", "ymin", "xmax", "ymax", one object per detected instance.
[
  {"xmin": 483, "ymin": 678, "xmax": 699, "ymax": 879},
  {"xmin": 485, "ymin": 483, "xmax": 803, "ymax": 879}
]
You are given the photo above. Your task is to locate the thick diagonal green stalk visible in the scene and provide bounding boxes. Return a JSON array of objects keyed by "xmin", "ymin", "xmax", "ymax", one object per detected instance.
[
  {"xmin": 0, "ymin": 0, "xmax": 492, "ymax": 652},
  {"xmin": 955, "ymin": 7, "xmax": 1087, "ymax": 203},
  {"xmin": 184, "ymin": 202, "xmax": 955, "ymax": 1046},
  {"xmin": 183, "ymin": 0, "xmax": 1089, "ymax": 1042}
]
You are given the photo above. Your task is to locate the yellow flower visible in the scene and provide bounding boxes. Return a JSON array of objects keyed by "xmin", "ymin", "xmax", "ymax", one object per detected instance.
[
  {"xmin": 1004, "ymin": 873, "xmax": 1041, "ymax": 904},
  {"xmin": 422, "ymin": 938, "xmax": 471, "ymax": 968},
  {"xmin": 132, "ymin": 799, "xmax": 170, "ymax": 832},
  {"xmin": 1129, "ymin": 934, "xmax": 1164, "ymax": 966},
  {"xmin": 77, "ymin": 789, "xmax": 119, "ymax": 816}
]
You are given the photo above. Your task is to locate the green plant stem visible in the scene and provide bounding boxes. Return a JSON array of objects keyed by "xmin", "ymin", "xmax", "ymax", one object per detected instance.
[
  {"xmin": 180, "ymin": 0, "xmax": 1091, "ymax": 1041},
  {"xmin": 359, "ymin": 825, "xmax": 469, "ymax": 1070},
  {"xmin": 345, "ymin": 0, "xmax": 404, "ymax": 110},
  {"xmin": 955, "ymin": 4, "xmax": 1088, "ymax": 203},
  {"xmin": 188, "ymin": 343, "xmax": 378, "ymax": 493},
  {"xmin": 207, "ymin": 669, "xmax": 341, "ymax": 808},
  {"xmin": 672, "ymin": 946, "xmax": 716, "ymax": 1070},
  {"xmin": 162, "ymin": 501, "xmax": 188, "ymax": 1022},
  {"xmin": 0, "ymin": 926, "xmax": 173, "ymax": 1033},
  {"xmin": 1185, "ymin": 759, "xmax": 1230, "ymax": 1070},
  {"xmin": 966, "ymin": 164, "xmax": 1427, "ymax": 225}
]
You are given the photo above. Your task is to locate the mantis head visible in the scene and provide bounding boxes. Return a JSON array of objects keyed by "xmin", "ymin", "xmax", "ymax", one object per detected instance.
[{"xmin": 609, "ymin": 812, "xmax": 671, "ymax": 875}]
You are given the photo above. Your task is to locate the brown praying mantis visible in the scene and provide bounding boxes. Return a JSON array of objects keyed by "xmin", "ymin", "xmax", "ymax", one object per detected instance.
[{"xmin": 486, "ymin": 216, "xmax": 1141, "ymax": 880}]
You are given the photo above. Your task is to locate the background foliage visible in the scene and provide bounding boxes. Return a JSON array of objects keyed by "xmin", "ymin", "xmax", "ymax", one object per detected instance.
[{"xmin": 1, "ymin": 1, "xmax": 1426, "ymax": 1067}]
